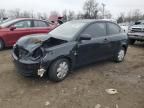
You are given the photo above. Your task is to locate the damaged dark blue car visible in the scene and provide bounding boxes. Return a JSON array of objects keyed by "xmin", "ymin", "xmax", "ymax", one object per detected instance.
[{"xmin": 12, "ymin": 20, "xmax": 128, "ymax": 82}]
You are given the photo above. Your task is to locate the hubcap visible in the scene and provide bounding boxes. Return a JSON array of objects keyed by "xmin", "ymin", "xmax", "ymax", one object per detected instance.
[
  {"xmin": 57, "ymin": 61, "xmax": 69, "ymax": 79},
  {"xmin": 118, "ymin": 49, "xmax": 125, "ymax": 61}
]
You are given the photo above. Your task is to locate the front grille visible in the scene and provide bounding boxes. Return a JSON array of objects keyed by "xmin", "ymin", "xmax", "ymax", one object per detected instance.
[{"xmin": 131, "ymin": 28, "xmax": 144, "ymax": 32}]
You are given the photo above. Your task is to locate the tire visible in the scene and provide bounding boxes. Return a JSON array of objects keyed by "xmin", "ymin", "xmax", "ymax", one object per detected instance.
[
  {"xmin": 48, "ymin": 58, "xmax": 70, "ymax": 82},
  {"xmin": 129, "ymin": 39, "xmax": 135, "ymax": 45},
  {"xmin": 113, "ymin": 47, "xmax": 126, "ymax": 63},
  {"xmin": 0, "ymin": 39, "xmax": 4, "ymax": 50}
]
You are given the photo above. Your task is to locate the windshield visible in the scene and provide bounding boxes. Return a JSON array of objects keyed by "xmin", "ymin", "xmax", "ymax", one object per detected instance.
[
  {"xmin": 49, "ymin": 21, "xmax": 87, "ymax": 41},
  {"xmin": 0, "ymin": 19, "xmax": 18, "ymax": 27}
]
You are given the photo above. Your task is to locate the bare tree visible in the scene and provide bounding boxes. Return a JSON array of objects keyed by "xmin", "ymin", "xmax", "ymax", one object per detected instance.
[
  {"xmin": 41, "ymin": 13, "xmax": 48, "ymax": 20},
  {"xmin": 0, "ymin": 0, "xmax": 114, "ymax": 21},
  {"xmin": 67, "ymin": 11, "xmax": 75, "ymax": 21},
  {"xmin": 62, "ymin": 10, "xmax": 68, "ymax": 22},
  {"xmin": 0, "ymin": 9, "xmax": 6, "ymax": 18},
  {"xmin": 83, "ymin": 0, "xmax": 99, "ymax": 19},
  {"xmin": 21, "ymin": 11, "xmax": 31, "ymax": 18},
  {"xmin": 133, "ymin": 9, "xmax": 141, "ymax": 21},
  {"xmin": 118, "ymin": 9, "xmax": 144, "ymax": 23},
  {"xmin": 104, "ymin": 10, "xmax": 112, "ymax": 19},
  {"xmin": 77, "ymin": 12, "xmax": 84, "ymax": 20},
  {"xmin": 36, "ymin": 12, "xmax": 42, "ymax": 19},
  {"xmin": 10, "ymin": 9, "xmax": 21, "ymax": 18},
  {"xmin": 49, "ymin": 11, "xmax": 60, "ymax": 21},
  {"xmin": 117, "ymin": 13, "xmax": 125, "ymax": 23}
]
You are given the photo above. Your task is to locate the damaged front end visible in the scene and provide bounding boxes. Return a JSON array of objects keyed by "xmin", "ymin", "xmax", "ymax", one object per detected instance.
[
  {"xmin": 12, "ymin": 34, "xmax": 68, "ymax": 77},
  {"xmin": 13, "ymin": 45, "xmax": 45, "ymax": 77}
]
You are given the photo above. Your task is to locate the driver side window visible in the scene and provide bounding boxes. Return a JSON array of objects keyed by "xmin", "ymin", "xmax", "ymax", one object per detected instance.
[
  {"xmin": 13, "ymin": 20, "xmax": 31, "ymax": 28},
  {"xmin": 82, "ymin": 22, "xmax": 106, "ymax": 38}
]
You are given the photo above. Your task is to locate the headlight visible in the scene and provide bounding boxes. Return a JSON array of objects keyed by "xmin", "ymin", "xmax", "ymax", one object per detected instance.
[{"xmin": 32, "ymin": 48, "xmax": 43, "ymax": 60}]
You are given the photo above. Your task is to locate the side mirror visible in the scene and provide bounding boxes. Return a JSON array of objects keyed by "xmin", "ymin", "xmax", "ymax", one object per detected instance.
[
  {"xmin": 79, "ymin": 34, "xmax": 92, "ymax": 41},
  {"xmin": 10, "ymin": 26, "xmax": 16, "ymax": 31}
]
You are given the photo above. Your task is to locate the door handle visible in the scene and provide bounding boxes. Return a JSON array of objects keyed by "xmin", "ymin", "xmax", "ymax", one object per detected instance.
[{"xmin": 103, "ymin": 38, "xmax": 109, "ymax": 43}]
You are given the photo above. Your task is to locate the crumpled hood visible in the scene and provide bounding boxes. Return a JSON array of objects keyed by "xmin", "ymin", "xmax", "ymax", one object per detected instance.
[{"xmin": 16, "ymin": 34, "xmax": 50, "ymax": 52}]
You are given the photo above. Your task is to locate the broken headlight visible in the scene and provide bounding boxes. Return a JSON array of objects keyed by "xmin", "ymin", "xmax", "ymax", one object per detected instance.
[{"xmin": 32, "ymin": 48, "xmax": 43, "ymax": 60}]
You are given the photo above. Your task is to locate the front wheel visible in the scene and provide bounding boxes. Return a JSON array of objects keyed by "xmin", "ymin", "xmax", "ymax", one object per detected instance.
[
  {"xmin": 48, "ymin": 58, "xmax": 70, "ymax": 82},
  {"xmin": 113, "ymin": 47, "xmax": 126, "ymax": 63}
]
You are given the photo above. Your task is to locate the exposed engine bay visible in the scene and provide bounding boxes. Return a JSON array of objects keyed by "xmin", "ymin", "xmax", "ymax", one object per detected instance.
[
  {"xmin": 42, "ymin": 37, "xmax": 67, "ymax": 48},
  {"xmin": 13, "ymin": 37, "xmax": 67, "ymax": 61}
]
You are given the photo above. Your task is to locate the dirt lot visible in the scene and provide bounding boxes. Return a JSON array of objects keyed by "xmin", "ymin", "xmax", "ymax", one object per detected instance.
[{"xmin": 0, "ymin": 43, "xmax": 144, "ymax": 108}]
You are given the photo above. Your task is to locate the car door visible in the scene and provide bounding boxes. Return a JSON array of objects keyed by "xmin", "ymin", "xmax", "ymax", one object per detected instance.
[
  {"xmin": 32, "ymin": 20, "xmax": 53, "ymax": 34},
  {"xmin": 76, "ymin": 22, "xmax": 112, "ymax": 66},
  {"xmin": 6, "ymin": 20, "xmax": 32, "ymax": 45},
  {"xmin": 106, "ymin": 22, "xmax": 122, "ymax": 55}
]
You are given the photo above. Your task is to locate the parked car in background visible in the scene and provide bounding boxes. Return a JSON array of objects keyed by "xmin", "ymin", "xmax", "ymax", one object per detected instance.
[
  {"xmin": 119, "ymin": 23, "xmax": 129, "ymax": 33},
  {"xmin": 128, "ymin": 20, "xmax": 144, "ymax": 44},
  {"xmin": 0, "ymin": 18, "xmax": 12, "ymax": 24},
  {"xmin": 12, "ymin": 20, "xmax": 128, "ymax": 82},
  {"xmin": 0, "ymin": 18, "xmax": 58, "ymax": 50},
  {"xmin": 0, "ymin": 17, "xmax": 9, "ymax": 24}
]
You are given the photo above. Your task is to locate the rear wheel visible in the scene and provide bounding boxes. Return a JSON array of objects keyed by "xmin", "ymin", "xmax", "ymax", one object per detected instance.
[
  {"xmin": 129, "ymin": 39, "xmax": 135, "ymax": 45},
  {"xmin": 0, "ymin": 39, "xmax": 4, "ymax": 50},
  {"xmin": 48, "ymin": 58, "xmax": 70, "ymax": 82},
  {"xmin": 113, "ymin": 47, "xmax": 126, "ymax": 63}
]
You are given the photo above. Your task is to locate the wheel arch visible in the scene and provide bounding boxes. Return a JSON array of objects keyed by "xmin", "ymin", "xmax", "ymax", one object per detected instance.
[
  {"xmin": 47, "ymin": 55, "xmax": 73, "ymax": 72},
  {"xmin": 121, "ymin": 44, "xmax": 127, "ymax": 52}
]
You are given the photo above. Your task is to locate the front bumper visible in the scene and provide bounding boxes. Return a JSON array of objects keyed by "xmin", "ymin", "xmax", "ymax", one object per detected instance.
[
  {"xmin": 12, "ymin": 53, "xmax": 40, "ymax": 77},
  {"xmin": 128, "ymin": 32, "xmax": 144, "ymax": 41}
]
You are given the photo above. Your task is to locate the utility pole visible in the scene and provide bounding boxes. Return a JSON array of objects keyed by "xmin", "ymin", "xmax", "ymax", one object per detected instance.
[{"xmin": 102, "ymin": 3, "xmax": 106, "ymax": 19}]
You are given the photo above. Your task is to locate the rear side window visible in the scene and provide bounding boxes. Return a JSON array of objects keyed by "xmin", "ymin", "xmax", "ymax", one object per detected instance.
[
  {"xmin": 34, "ymin": 20, "xmax": 48, "ymax": 27},
  {"xmin": 107, "ymin": 23, "xmax": 120, "ymax": 35},
  {"xmin": 82, "ymin": 23, "xmax": 106, "ymax": 38}
]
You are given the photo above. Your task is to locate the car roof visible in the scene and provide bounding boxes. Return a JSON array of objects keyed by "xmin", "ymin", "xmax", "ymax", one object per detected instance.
[
  {"xmin": 0, "ymin": 18, "xmax": 49, "ymax": 27},
  {"xmin": 15, "ymin": 18, "xmax": 48, "ymax": 22},
  {"xmin": 69, "ymin": 19, "xmax": 117, "ymax": 24}
]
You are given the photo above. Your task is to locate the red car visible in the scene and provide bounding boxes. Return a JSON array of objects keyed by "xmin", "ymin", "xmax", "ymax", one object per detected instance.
[{"xmin": 0, "ymin": 18, "xmax": 57, "ymax": 50}]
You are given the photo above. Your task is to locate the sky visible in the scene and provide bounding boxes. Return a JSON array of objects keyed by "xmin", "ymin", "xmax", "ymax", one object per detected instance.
[{"xmin": 0, "ymin": 0, "xmax": 144, "ymax": 18}]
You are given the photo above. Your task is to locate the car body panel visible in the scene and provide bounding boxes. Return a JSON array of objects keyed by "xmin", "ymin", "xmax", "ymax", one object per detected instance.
[
  {"xmin": 0, "ymin": 18, "xmax": 57, "ymax": 47},
  {"xmin": 12, "ymin": 20, "xmax": 128, "ymax": 77},
  {"xmin": 76, "ymin": 36, "xmax": 113, "ymax": 66}
]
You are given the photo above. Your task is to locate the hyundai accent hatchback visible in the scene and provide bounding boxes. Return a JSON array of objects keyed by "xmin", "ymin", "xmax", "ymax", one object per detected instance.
[
  {"xmin": 0, "ymin": 18, "xmax": 57, "ymax": 50},
  {"xmin": 12, "ymin": 20, "xmax": 128, "ymax": 82}
]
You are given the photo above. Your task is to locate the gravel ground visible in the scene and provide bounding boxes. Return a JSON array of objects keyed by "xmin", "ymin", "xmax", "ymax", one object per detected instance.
[{"xmin": 0, "ymin": 43, "xmax": 144, "ymax": 108}]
